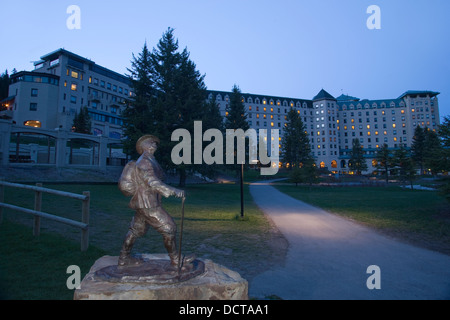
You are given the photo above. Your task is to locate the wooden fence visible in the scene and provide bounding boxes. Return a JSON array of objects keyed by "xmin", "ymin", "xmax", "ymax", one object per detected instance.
[{"xmin": 0, "ymin": 180, "xmax": 90, "ymax": 251}]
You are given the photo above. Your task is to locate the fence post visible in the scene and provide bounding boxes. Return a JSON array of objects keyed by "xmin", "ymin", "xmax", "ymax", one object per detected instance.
[
  {"xmin": 33, "ymin": 183, "xmax": 42, "ymax": 236},
  {"xmin": 81, "ymin": 191, "xmax": 90, "ymax": 251},
  {"xmin": 0, "ymin": 178, "xmax": 4, "ymax": 224}
]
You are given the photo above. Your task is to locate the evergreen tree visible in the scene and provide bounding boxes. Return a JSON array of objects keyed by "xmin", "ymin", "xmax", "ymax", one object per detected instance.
[
  {"xmin": 438, "ymin": 116, "xmax": 450, "ymax": 172},
  {"xmin": 224, "ymin": 85, "xmax": 250, "ymax": 174},
  {"xmin": 411, "ymin": 126, "xmax": 426, "ymax": 174},
  {"xmin": 122, "ymin": 42, "xmax": 154, "ymax": 159},
  {"xmin": 72, "ymin": 107, "xmax": 92, "ymax": 134},
  {"xmin": 376, "ymin": 144, "xmax": 392, "ymax": 183},
  {"xmin": 123, "ymin": 28, "xmax": 217, "ymax": 186},
  {"xmin": 281, "ymin": 109, "xmax": 312, "ymax": 169},
  {"xmin": 424, "ymin": 128, "xmax": 444, "ymax": 175},
  {"xmin": 439, "ymin": 116, "xmax": 450, "ymax": 149},
  {"xmin": 224, "ymin": 85, "xmax": 249, "ymax": 131},
  {"xmin": 0, "ymin": 70, "xmax": 10, "ymax": 102},
  {"xmin": 348, "ymin": 139, "xmax": 368, "ymax": 175},
  {"xmin": 393, "ymin": 145, "xmax": 415, "ymax": 189}
]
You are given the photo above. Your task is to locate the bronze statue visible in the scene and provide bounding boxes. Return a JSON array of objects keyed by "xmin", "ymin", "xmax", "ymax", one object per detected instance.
[{"xmin": 117, "ymin": 135, "xmax": 194, "ymax": 270}]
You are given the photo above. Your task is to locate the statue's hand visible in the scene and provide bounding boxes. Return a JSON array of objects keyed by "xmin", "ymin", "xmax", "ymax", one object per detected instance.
[{"xmin": 174, "ymin": 189, "xmax": 185, "ymax": 199}]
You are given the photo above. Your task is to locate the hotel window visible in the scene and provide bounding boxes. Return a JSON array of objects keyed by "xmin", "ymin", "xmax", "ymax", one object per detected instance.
[
  {"xmin": 31, "ymin": 88, "xmax": 38, "ymax": 97},
  {"xmin": 100, "ymin": 80, "xmax": 105, "ymax": 88},
  {"xmin": 107, "ymin": 83, "xmax": 112, "ymax": 90},
  {"xmin": 70, "ymin": 96, "xmax": 77, "ymax": 104},
  {"xmin": 29, "ymin": 103, "xmax": 37, "ymax": 111},
  {"xmin": 71, "ymin": 71, "xmax": 79, "ymax": 79},
  {"xmin": 24, "ymin": 120, "xmax": 41, "ymax": 128},
  {"xmin": 89, "ymin": 77, "xmax": 92, "ymax": 84},
  {"xmin": 71, "ymin": 83, "xmax": 77, "ymax": 91}
]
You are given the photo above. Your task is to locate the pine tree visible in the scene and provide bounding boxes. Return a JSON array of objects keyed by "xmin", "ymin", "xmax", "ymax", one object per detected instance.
[
  {"xmin": 72, "ymin": 107, "xmax": 92, "ymax": 134},
  {"xmin": 122, "ymin": 42, "xmax": 153, "ymax": 158},
  {"xmin": 123, "ymin": 28, "xmax": 216, "ymax": 186},
  {"xmin": 348, "ymin": 139, "xmax": 368, "ymax": 175},
  {"xmin": 281, "ymin": 109, "xmax": 312, "ymax": 169},
  {"xmin": 411, "ymin": 126, "xmax": 426, "ymax": 174},
  {"xmin": 393, "ymin": 145, "xmax": 415, "ymax": 189},
  {"xmin": 0, "ymin": 70, "xmax": 10, "ymax": 102},
  {"xmin": 424, "ymin": 128, "xmax": 444, "ymax": 175},
  {"xmin": 224, "ymin": 85, "xmax": 250, "ymax": 174},
  {"xmin": 224, "ymin": 85, "xmax": 250, "ymax": 131},
  {"xmin": 438, "ymin": 116, "xmax": 450, "ymax": 172},
  {"xmin": 376, "ymin": 144, "xmax": 392, "ymax": 183}
]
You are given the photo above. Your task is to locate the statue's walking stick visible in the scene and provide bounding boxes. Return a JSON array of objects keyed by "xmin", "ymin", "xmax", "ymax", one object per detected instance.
[{"xmin": 177, "ymin": 197, "xmax": 186, "ymax": 276}]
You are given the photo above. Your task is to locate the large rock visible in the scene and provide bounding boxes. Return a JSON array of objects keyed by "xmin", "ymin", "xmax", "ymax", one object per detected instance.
[{"xmin": 74, "ymin": 254, "xmax": 248, "ymax": 300}]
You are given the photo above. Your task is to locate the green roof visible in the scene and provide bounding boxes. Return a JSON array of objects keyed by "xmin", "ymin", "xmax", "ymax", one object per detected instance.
[
  {"xmin": 398, "ymin": 90, "xmax": 440, "ymax": 99},
  {"xmin": 313, "ymin": 89, "xmax": 335, "ymax": 101},
  {"xmin": 336, "ymin": 94, "xmax": 360, "ymax": 102}
]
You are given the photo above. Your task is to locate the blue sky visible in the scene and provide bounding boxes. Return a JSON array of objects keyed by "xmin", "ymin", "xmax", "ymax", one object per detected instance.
[{"xmin": 1, "ymin": 0, "xmax": 449, "ymax": 120}]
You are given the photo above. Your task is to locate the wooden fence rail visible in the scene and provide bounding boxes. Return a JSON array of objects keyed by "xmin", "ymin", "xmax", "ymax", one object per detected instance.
[{"xmin": 0, "ymin": 180, "xmax": 90, "ymax": 251}]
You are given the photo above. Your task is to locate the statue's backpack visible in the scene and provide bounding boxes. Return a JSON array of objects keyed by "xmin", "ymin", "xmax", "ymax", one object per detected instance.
[{"xmin": 118, "ymin": 161, "xmax": 137, "ymax": 197}]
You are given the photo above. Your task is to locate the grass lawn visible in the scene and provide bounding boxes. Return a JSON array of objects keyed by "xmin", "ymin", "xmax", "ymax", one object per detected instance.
[
  {"xmin": 274, "ymin": 184, "xmax": 450, "ymax": 254},
  {"xmin": 0, "ymin": 182, "xmax": 286, "ymax": 300}
]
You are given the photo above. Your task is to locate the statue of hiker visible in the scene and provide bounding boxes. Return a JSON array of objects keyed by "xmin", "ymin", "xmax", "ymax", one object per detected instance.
[{"xmin": 118, "ymin": 135, "xmax": 195, "ymax": 270}]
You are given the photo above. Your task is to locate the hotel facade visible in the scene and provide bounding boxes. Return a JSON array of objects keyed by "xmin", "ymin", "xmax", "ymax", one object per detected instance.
[
  {"xmin": 2, "ymin": 49, "xmax": 441, "ymax": 173},
  {"xmin": 209, "ymin": 88, "xmax": 440, "ymax": 173},
  {"xmin": 3, "ymin": 49, "xmax": 132, "ymax": 140}
]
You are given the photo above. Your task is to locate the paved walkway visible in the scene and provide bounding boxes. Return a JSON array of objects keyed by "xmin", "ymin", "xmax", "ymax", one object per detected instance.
[{"xmin": 249, "ymin": 181, "xmax": 450, "ymax": 300}]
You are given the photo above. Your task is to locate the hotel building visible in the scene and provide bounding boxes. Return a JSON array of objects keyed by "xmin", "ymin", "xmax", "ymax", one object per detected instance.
[
  {"xmin": 2, "ymin": 49, "xmax": 441, "ymax": 173},
  {"xmin": 4, "ymin": 49, "xmax": 132, "ymax": 139},
  {"xmin": 209, "ymin": 88, "xmax": 440, "ymax": 173}
]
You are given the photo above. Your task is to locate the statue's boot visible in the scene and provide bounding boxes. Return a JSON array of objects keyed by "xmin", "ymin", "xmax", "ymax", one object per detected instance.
[
  {"xmin": 170, "ymin": 253, "xmax": 197, "ymax": 269},
  {"xmin": 118, "ymin": 231, "xmax": 144, "ymax": 268}
]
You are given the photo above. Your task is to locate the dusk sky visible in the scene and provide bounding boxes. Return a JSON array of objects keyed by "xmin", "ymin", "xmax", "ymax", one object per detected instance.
[{"xmin": 1, "ymin": 0, "xmax": 449, "ymax": 120}]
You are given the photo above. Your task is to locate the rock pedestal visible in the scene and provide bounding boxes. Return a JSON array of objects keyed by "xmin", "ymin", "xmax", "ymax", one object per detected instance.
[{"xmin": 74, "ymin": 254, "xmax": 248, "ymax": 300}]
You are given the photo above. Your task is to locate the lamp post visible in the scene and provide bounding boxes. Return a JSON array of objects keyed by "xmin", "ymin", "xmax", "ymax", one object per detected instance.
[{"xmin": 240, "ymin": 163, "xmax": 244, "ymax": 218}]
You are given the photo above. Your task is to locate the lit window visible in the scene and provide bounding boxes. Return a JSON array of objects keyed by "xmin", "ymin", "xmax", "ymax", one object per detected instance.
[
  {"xmin": 367, "ymin": 125, "xmax": 370, "ymax": 129},
  {"xmin": 71, "ymin": 71, "xmax": 79, "ymax": 79},
  {"xmin": 393, "ymin": 124, "xmax": 396, "ymax": 128},
  {"xmin": 71, "ymin": 83, "xmax": 77, "ymax": 91},
  {"xmin": 24, "ymin": 120, "xmax": 41, "ymax": 128}
]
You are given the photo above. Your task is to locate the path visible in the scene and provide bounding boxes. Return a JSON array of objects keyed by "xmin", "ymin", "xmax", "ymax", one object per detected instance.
[{"xmin": 249, "ymin": 181, "xmax": 450, "ymax": 300}]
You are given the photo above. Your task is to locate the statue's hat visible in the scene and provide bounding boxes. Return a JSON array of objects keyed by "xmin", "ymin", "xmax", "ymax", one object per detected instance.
[{"xmin": 136, "ymin": 135, "xmax": 160, "ymax": 155}]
